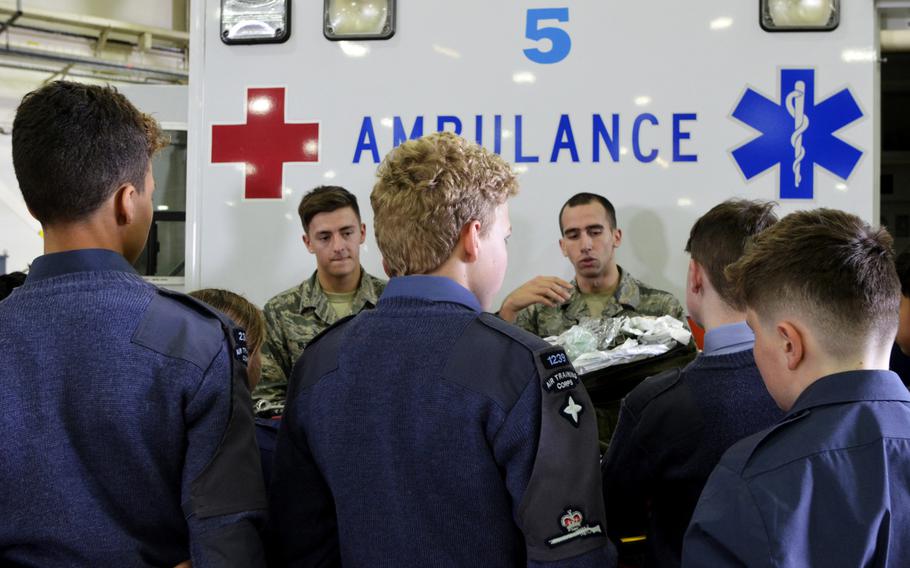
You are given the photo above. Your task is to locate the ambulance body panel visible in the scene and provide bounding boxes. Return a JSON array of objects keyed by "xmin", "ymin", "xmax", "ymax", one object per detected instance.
[{"xmin": 185, "ymin": 1, "xmax": 878, "ymax": 307}]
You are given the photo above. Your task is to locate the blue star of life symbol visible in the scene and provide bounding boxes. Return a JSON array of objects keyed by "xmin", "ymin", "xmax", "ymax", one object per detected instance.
[{"xmin": 731, "ymin": 69, "xmax": 863, "ymax": 199}]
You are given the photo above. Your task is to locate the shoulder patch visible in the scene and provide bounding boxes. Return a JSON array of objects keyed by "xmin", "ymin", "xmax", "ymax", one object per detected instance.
[
  {"xmin": 738, "ymin": 409, "xmax": 811, "ymax": 477},
  {"xmin": 477, "ymin": 312, "xmax": 551, "ymax": 352},
  {"xmin": 306, "ymin": 314, "xmax": 356, "ymax": 350},
  {"xmin": 132, "ymin": 290, "xmax": 224, "ymax": 370},
  {"xmin": 443, "ymin": 316, "xmax": 539, "ymax": 410},
  {"xmin": 287, "ymin": 314, "xmax": 355, "ymax": 397},
  {"xmin": 623, "ymin": 367, "xmax": 683, "ymax": 415}
]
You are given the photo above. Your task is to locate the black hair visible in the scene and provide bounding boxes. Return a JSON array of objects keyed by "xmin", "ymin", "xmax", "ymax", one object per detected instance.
[
  {"xmin": 558, "ymin": 192, "xmax": 617, "ymax": 233},
  {"xmin": 12, "ymin": 81, "xmax": 166, "ymax": 225}
]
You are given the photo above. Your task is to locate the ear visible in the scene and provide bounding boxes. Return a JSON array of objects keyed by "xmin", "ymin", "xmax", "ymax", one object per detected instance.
[
  {"xmin": 777, "ymin": 321, "xmax": 806, "ymax": 371},
  {"xmin": 688, "ymin": 259, "xmax": 703, "ymax": 294},
  {"xmin": 612, "ymin": 227, "xmax": 623, "ymax": 248},
  {"xmin": 358, "ymin": 223, "xmax": 366, "ymax": 245},
  {"xmin": 303, "ymin": 233, "xmax": 315, "ymax": 253},
  {"xmin": 559, "ymin": 237, "xmax": 569, "ymax": 258},
  {"xmin": 113, "ymin": 182, "xmax": 138, "ymax": 226},
  {"xmin": 461, "ymin": 220, "xmax": 482, "ymax": 263}
]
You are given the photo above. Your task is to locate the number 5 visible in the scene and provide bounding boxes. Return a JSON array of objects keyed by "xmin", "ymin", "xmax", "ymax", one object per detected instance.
[{"xmin": 523, "ymin": 8, "xmax": 571, "ymax": 64}]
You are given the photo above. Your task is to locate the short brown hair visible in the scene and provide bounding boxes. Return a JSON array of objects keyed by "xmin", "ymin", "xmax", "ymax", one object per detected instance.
[
  {"xmin": 371, "ymin": 132, "xmax": 518, "ymax": 276},
  {"xmin": 686, "ymin": 199, "xmax": 777, "ymax": 309},
  {"xmin": 188, "ymin": 289, "xmax": 265, "ymax": 355},
  {"xmin": 298, "ymin": 185, "xmax": 361, "ymax": 233},
  {"xmin": 726, "ymin": 208, "xmax": 900, "ymax": 354},
  {"xmin": 13, "ymin": 81, "xmax": 167, "ymax": 224}
]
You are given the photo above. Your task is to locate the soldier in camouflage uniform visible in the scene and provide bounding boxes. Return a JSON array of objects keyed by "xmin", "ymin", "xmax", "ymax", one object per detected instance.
[
  {"xmin": 254, "ymin": 186, "xmax": 386, "ymax": 415},
  {"xmin": 498, "ymin": 192, "xmax": 688, "ymax": 446},
  {"xmin": 512, "ymin": 269, "xmax": 684, "ymax": 338},
  {"xmin": 499, "ymin": 192, "xmax": 685, "ymax": 335}
]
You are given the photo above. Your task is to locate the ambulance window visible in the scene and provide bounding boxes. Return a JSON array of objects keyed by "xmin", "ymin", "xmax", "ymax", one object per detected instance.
[
  {"xmin": 881, "ymin": 52, "xmax": 910, "ymax": 254},
  {"xmin": 133, "ymin": 129, "xmax": 186, "ymax": 282}
]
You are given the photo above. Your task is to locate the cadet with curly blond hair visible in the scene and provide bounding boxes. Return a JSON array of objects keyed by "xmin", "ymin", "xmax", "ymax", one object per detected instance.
[{"xmin": 271, "ymin": 132, "xmax": 614, "ymax": 566}]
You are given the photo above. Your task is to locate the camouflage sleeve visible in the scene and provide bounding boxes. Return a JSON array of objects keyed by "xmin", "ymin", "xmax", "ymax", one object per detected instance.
[
  {"xmin": 666, "ymin": 294, "xmax": 686, "ymax": 322},
  {"xmin": 513, "ymin": 305, "xmax": 540, "ymax": 336},
  {"xmin": 639, "ymin": 289, "xmax": 687, "ymax": 323},
  {"xmin": 252, "ymin": 302, "xmax": 292, "ymax": 415}
]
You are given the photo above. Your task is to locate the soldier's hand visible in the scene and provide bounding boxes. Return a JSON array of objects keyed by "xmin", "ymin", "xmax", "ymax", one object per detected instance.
[{"xmin": 499, "ymin": 276, "xmax": 573, "ymax": 322}]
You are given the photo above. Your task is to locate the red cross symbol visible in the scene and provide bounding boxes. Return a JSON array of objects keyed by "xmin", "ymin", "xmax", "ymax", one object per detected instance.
[{"xmin": 211, "ymin": 87, "xmax": 319, "ymax": 199}]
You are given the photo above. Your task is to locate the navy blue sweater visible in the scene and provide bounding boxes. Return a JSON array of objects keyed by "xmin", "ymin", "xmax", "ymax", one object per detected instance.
[
  {"xmin": 270, "ymin": 276, "xmax": 613, "ymax": 567},
  {"xmin": 0, "ymin": 250, "xmax": 266, "ymax": 566},
  {"xmin": 602, "ymin": 349, "xmax": 782, "ymax": 567}
]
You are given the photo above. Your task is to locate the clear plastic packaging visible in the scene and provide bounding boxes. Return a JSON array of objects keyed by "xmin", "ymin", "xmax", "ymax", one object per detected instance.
[{"xmin": 546, "ymin": 314, "xmax": 692, "ymax": 374}]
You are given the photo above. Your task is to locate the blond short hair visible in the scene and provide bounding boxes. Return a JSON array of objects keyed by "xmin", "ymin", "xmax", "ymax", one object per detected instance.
[{"xmin": 371, "ymin": 132, "xmax": 518, "ymax": 276}]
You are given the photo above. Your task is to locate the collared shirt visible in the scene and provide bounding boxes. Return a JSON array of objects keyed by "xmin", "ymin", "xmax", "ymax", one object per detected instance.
[
  {"xmin": 255, "ymin": 268, "xmax": 386, "ymax": 413},
  {"xmin": 380, "ymin": 274, "xmax": 482, "ymax": 312},
  {"xmin": 28, "ymin": 248, "xmax": 137, "ymax": 281},
  {"xmin": 702, "ymin": 321, "xmax": 754, "ymax": 356},
  {"xmin": 683, "ymin": 370, "xmax": 910, "ymax": 568},
  {"xmin": 513, "ymin": 266, "xmax": 685, "ymax": 338}
]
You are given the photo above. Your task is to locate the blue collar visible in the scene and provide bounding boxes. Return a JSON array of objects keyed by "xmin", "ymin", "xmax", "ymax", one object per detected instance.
[
  {"xmin": 380, "ymin": 275, "xmax": 482, "ymax": 312},
  {"xmin": 28, "ymin": 249, "xmax": 137, "ymax": 283},
  {"xmin": 703, "ymin": 321, "xmax": 755, "ymax": 356},
  {"xmin": 789, "ymin": 370, "xmax": 910, "ymax": 416}
]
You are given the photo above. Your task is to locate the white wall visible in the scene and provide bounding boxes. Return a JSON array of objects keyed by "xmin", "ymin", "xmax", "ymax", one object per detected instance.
[
  {"xmin": 0, "ymin": 0, "xmax": 181, "ymax": 273},
  {"xmin": 7, "ymin": 0, "xmax": 183, "ymax": 31},
  {"xmin": 0, "ymin": 133, "xmax": 42, "ymax": 273}
]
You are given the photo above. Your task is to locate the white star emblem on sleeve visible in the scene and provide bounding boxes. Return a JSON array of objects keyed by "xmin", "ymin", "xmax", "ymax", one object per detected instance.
[{"xmin": 562, "ymin": 395, "xmax": 583, "ymax": 425}]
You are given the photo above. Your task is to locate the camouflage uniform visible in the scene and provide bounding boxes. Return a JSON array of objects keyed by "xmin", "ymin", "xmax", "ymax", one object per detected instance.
[
  {"xmin": 512, "ymin": 266, "xmax": 688, "ymax": 449},
  {"xmin": 254, "ymin": 269, "xmax": 385, "ymax": 415},
  {"xmin": 513, "ymin": 266, "xmax": 685, "ymax": 338}
]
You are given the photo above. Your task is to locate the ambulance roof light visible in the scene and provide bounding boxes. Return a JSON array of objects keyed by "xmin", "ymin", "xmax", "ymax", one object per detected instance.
[
  {"xmin": 324, "ymin": 0, "xmax": 395, "ymax": 41},
  {"xmin": 221, "ymin": 0, "xmax": 291, "ymax": 45},
  {"xmin": 761, "ymin": 0, "xmax": 839, "ymax": 32}
]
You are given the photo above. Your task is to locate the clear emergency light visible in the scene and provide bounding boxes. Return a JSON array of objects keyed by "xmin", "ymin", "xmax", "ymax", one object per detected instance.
[
  {"xmin": 324, "ymin": 0, "xmax": 395, "ymax": 40},
  {"xmin": 761, "ymin": 0, "xmax": 839, "ymax": 31},
  {"xmin": 221, "ymin": 0, "xmax": 291, "ymax": 45}
]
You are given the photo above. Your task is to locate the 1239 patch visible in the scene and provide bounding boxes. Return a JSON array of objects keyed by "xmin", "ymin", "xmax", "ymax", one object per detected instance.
[
  {"xmin": 232, "ymin": 328, "xmax": 249, "ymax": 365},
  {"xmin": 540, "ymin": 349, "xmax": 570, "ymax": 370}
]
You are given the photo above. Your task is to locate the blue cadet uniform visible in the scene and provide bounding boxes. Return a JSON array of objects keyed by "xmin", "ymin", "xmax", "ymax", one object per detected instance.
[
  {"xmin": 602, "ymin": 322, "xmax": 782, "ymax": 567},
  {"xmin": 0, "ymin": 249, "xmax": 267, "ymax": 567},
  {"xmin": 270, "ymin": 275, "xmax": 615, "ymax": 567},
  {"xmin": 683, "ymin": 370, "xmax": 910, "ymax": 567}
]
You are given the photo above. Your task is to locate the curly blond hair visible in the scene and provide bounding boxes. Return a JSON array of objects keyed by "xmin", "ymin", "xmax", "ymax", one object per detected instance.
[{"xmin": 371, "ymin": 132, "xmax": 518, "ymax": 276}]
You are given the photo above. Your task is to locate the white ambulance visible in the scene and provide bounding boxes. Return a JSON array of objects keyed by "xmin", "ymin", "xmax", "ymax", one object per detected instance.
[{"xmin": 135, "ymin": 0, "xmax": 880, "ymax": 309}]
